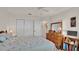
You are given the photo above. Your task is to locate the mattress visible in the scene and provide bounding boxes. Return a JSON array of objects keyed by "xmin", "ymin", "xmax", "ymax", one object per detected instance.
[{"xmin": 0, "ymin": 36, "xmax": 58, "ymax": 51}]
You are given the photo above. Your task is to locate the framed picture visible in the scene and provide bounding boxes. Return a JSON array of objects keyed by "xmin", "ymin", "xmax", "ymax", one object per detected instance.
[{"xmin": 71, "ymin": 17, "xmax": 76, "ymax": 27}]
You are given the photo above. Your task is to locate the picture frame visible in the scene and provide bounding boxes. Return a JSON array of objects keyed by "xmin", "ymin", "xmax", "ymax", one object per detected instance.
[{"xmin": 71, "ymin": 17, "xmax": 76, "ymax": 27}]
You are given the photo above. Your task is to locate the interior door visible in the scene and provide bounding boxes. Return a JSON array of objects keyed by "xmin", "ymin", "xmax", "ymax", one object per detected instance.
[
  {"xmin": 24, "ymin": 18, "xmax": 33, "ymax": 36},
  {"xmin": 16, "ymin": 18, "xmax": 42, "ymax": 37},
  {"xmin": 34, "ymin": 20, "xmax": 42, "ymax": 36},
  {"xmin": 16, "ymin": 19, "xmax": 24, "ymax": 36}
]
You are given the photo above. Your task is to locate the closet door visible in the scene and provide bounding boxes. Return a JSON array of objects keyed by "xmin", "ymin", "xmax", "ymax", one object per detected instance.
[
  {"xmin": 16, "ymin": 19, "xmax": 24, "ymax": 36},
  {"xmin": 24, "ymin": 18, "xmax": 33, "ymax": 36},
  {"xmin": 34, "ymin": 20, "xmax": 42, "ymax": 36}
]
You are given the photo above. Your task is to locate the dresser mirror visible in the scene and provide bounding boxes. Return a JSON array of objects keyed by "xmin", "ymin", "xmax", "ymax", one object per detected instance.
[{"xmin": 51, "ymin": 22, "xmax": 62, "ymax": 33}]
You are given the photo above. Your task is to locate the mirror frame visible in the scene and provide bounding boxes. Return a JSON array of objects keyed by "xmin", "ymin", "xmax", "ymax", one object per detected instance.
[{"xmin": 51, "ymin": 22, "xmax": 62, "ymax": 33}]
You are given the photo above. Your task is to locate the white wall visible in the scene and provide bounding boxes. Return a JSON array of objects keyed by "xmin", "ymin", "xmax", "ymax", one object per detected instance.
[
  {"xmin": 0, "ymin": 7, "xmax": 53, "ymax": 37},
  {"xmin": 0, "ymin": 10, "xmax": 11, "ymax": 33},
  {"xmin": 0, "ymin": 13, "xmax": 50, "ymax": 37},
  {"xmin": 51, "ymin": 8, "xmax": 79, "ymax": 37}
]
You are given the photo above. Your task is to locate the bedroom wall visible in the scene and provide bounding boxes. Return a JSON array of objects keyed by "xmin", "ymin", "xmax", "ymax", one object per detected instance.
[
  {"xmin": 51, "ymin": 8, "xmax": 79, "ymax": 37},
  {"xmin": 0, "ymin": 7, "xmax": 52, "ymax": 38},
  {"xmin": 0, "ymin": 8, "xmax": 16, "ymax": 36},
  {"xmin": 0, "ymin": 11, "xmax": 10, "ymax": 32},
  {"xmin": 35, "ymin": 16, "xmax": 51, "ymax": 37},
  {"xmin": 0, "ymin": 9, "xmax": 51, "ymax": 37}
]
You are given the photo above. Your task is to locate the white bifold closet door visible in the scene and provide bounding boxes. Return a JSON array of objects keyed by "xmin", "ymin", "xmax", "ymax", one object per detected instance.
[
  {"xmin": 24, "ymin": 19, "xmax": 33, "ymax": 36},
  {"xmin": 16, "ymin": 19, "xmax": 24, "ymax": 36},
  {"xmin": 34, "ymin": 20, "xmax": 42, "ymax": 36},
  {"xmin": 16, "ymin": 18, "xmax": 42, "ymax": 37},
  {"xmin": 24, "ymin": 18, "xmax": 42, "ymax": 36}
]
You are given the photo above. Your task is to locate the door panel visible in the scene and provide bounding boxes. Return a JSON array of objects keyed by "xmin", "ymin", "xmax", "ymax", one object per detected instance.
[
  {"xmin": 24, "ymin": 18, "xmax": 33, "ymax": 36},
  {"xmin": 16, "ymin": 19, "xmax": 24, "ymax": 36},
  {"xmin": 34, "ymin": 20, "xmax": 42, "ymax": 36}
]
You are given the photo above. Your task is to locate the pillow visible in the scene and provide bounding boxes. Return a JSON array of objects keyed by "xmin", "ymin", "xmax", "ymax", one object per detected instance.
[{"xmin": 0, "ymin": 36, "xmax": 6, "ymax": 42}]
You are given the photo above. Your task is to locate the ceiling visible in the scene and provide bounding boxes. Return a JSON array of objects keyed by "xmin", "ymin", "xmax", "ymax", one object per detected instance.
[{"xmin": 0, "ymin": 7, "xmax": 71, "ymax": 17}]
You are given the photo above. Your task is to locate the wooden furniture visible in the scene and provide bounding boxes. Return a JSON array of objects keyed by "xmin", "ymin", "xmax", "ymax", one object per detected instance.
[
  {"xmin": 63, "ymin": 35, "xmax": 79, "ymax": 51},
  {"xmin": 47, "ymin": 22, "xmax": 63, "ymax": 49},
  {"xmin": 46, "ymin": 30, "xmax": 64, "ymax": 49}
]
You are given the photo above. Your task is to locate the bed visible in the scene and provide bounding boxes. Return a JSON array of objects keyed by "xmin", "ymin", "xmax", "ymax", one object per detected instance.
[{"xmin": 0, "ymin": 36, "xmax": 58, "ymax": 51}]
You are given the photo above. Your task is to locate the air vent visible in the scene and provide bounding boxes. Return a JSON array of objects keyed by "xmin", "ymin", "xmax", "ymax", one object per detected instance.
[{"xmin": 28, "ymin": 13, "xmax": 32, "ymax": 15}]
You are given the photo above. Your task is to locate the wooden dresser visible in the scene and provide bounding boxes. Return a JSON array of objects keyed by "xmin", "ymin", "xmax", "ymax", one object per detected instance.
[{"xmin": 46, "ymin": 30, "xmax": 64, "ymax": 49}]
